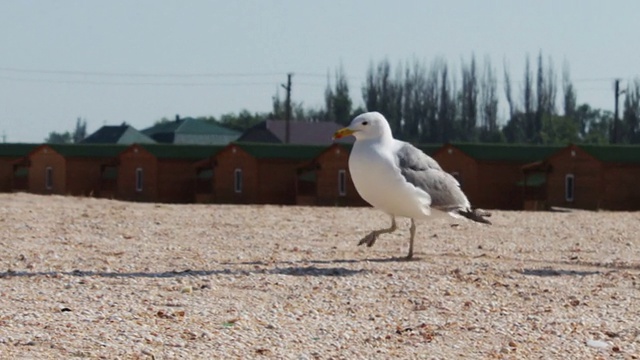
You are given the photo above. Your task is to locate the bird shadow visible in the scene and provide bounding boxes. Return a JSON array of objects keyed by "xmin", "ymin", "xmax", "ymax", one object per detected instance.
[
  {"xmin": 0, "ymin": 263, "xmax": 367, "ymax": 280},
  {"xmin": 518, "ymin": 268, "xmax": 603, "ymax": 277},
  {"xmin": 1, "ymin": 253, "xmax": 635, "ymax": 280},
  {"xmin": 0, "ymin": 255, "xmax": 412, "ymax": 280},
  {"xmin": 509, "ymin": 256, "xmax": 640, "ymax": 277}
]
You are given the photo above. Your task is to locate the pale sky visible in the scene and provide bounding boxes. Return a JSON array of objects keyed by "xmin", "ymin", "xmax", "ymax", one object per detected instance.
[{"xmin": 1, "ymin": 0, "xmax": 638, "ymax": 143}]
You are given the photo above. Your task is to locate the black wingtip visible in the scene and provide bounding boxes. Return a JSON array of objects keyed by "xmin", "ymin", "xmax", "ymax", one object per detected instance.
[{"xmin": 458, "ymin": 208, "xmax": 492, "ymax": 224}]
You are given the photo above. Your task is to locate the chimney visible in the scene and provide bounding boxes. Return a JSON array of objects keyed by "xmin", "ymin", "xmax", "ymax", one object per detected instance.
[{"xmin": 175, "ymin": 114, "xmax": 180, "ymax": 122}]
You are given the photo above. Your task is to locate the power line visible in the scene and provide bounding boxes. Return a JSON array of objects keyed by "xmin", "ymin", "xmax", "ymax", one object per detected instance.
[
  {"xmin": 2, "ymin": 66, "xmax": 631, "ymax": 85},
  {"xmin": 0, "ymin": 66, "xmax": 632, "ymax": 91},
  {"xmin": 611, "ymin": 78, "xmax": 626, "ymax": 144},
  {"xmin": 0, "ymin": 66, "xmax": 285, "ymax": 79},
  {"xmin": 0, "ymin": 75, "xmax": 286, "ymax": 87},
  {"xmin": 0, "ymin": 66, "xmax": 365, "ymax": 82},
  {"xmin": 296, "ymin": 71, "xmax": 365, "ymax": 81}
]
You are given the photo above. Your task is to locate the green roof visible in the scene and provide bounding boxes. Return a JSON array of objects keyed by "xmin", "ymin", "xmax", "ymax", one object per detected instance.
[
  {"xmin": 47, "ymin": 144, "xmax": 128, "ymax": 158},
  {"xmin": 177, "ymin": 118, "xmax": 240, "ymax": 136},
  {"xmin": 234, "ymin": 143, "xmax": 327, "ymax": 160},
  {"xmin": 579, "ymin": 144, "xmax": 640, "ymax": 164},
  {"xmin": 451, "ymin": 143, "xmax": 563, "ymax": 162},
  {"xmin": 0, "ymin": 143, "xmax": 39, "ymax": 157},
  {"xmin": 142, "ymin": 118, "xmax": 240, "ymax": 137},
  {"xmin": 82, "ymin": 125, "xmax": 156, "ymax": 144},
  {"xmin": 139, "ymin": 144, "xmax": 225, "ymax": 160},
  {"xmin": 141, "ymin": 120, "xmax": 181, "ymax": 136}
]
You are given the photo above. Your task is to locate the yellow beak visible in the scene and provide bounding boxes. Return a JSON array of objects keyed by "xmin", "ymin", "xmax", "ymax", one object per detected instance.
[{"xmin": 332, "ymin": 127, "xmax": 355, "ymax": 140}]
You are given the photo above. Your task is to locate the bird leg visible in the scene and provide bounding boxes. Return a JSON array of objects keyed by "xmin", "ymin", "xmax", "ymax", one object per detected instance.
[
  {"xmin": 406, "ymin": 218, "xmax": 416, "ymax": 260},
  {"xmin": 358, "ymin": 216, "xmax": 397, "ymax": 248}
]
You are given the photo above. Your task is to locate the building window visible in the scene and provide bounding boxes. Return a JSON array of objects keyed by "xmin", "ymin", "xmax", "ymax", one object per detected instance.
[
  {"xmin": 234, "ymin": 168, "xmax": 243, "ymax": 193},
  {"xmin": 338, "ymin": 169, "xmax": 347, "ymax": 196},
  {"xmin": 565, "ymin": 174, "xmax": 574, "ymax": 202},
  {"xmin": 135, "ymin": 168, "xmax": 143, "ymax": 192},
  {"xmin": 45, "ymin": 167, "xmax": 53, "ymax": 190}
]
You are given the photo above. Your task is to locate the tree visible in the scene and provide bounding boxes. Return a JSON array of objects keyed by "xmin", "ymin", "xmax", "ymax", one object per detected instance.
[
  {"xmin": 534, "ymin": 53, "xmax": 558, "ymax": 143},
  {"xmin": 361, "ymin": 59, "xmax": 404, "ymax": 138},
  {"xmin": 503, "ymin": 60, "xmax": 516, "ymax": 120},
  {"xmin": 388, "ymin": 65, "xmax": 404, "ymax": 138},
  {"xmin": 438, "ymin": 63, "xmax": 455, "ymax": 143},
  {"xmin": 44, "ymin": 131, "xmax": 72, "ymax": 144},
  {"xmin": 502, "ymin": 112, "xmax": 527, "ymax": 143},
  {"xmin": 44, "ymin": 117, "xmax": 87, "ymax": 144},
  {"xmin": 324, "ymin": 65, "xmax": 353, "ymax": 125},
  {"xmin": 271, "ymin": 89, "xmax": 286, "ymax": 120},
  {"xmin": 458, "ymin": 55, "xmax": 478, "ymax": 141},
  {"xmin": 621, "ymin": 79, "xmax": 640, "ymax": 144},
  {"xmin": 218, "ymin": 110, "xmax": 266, "ymax": 132},
  {"xmin": 577, "ymin": 105, "xmax": 611, "ymax": 144},
  {"xmin": 324, "ymin": 76, "xmax": 334, "ymax": 122},
  {"xmin": 420, "ymin": 63, "xmax": 441, "ymax": 143},
  {"xmin": 402, "ymin": 59, "xmax": 427, "ymax": 143},
  {"xmin": 350, "ymin": 105, "xmax": 367, "ymax": 119},
  {"xmin": 523, "ymin": 55, "xmax": 535, "ymax": 141},
  {"xmin": 271, "ymin": 88, "xmax": 308, "ymax": 121},
  {"xmin": 293, "ymin": 102, "xmax": 307, "ymax": 120},
  {"xmin": 72, "ymin": 117, "xmax": 87, "ymax": 143},
  {"xmin": 362, "ymin": 61, "xmax": 379, "ymax": 112},
  {"xmin": 539, "ymin": 114, "xmax": 579, "ymax": 144},
  {"xmin": 504, "ymin": 53, "xmax": 559, "ymax": 143},
  {"xmin": 479, "ymin": 56, "xmax": 500, "ymax": 142},
  {"xmin": 562, "ymin": 62, "xmax": 579, "ymax": 134}
]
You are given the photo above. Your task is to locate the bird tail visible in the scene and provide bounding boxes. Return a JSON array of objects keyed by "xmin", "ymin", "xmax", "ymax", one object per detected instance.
[{"xmin": 457, "ymin": 208, "xmax": 492, "ymax": 224}]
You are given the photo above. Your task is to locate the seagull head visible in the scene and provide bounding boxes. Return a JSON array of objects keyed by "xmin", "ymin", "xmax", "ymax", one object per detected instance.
[{"xmin": 332, "ymin": 112, "xmax": 393, "ymax": 141}]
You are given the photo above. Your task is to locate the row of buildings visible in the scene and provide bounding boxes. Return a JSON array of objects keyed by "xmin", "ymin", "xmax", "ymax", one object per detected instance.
[
  {"xmin": 82, "ymin": 115, "xmax": 348, "ymax": 146},
  {"xmin": 1, "ymin": 141, "xmax": 640, "ymax": 210}
]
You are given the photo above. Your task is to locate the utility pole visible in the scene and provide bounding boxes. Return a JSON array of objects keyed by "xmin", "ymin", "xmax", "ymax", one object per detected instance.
[
  {"xmin": 281, "ymin": 73, "xmax": 292, "ymax": 144},
  {"xmin": 612, "ymin": 79, "xmax": 624, "ymax": 144}
]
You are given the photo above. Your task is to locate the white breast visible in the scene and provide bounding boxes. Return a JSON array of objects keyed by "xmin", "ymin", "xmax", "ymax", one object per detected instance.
[{"xmin": 349, "ymin": 140, "xmax": 433, "ymax": 219}]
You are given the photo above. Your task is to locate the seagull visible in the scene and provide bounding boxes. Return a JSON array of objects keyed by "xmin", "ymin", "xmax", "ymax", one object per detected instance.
[{"xmin": 333, "ymin": 111, "xmax": 491, "ymax": 260}]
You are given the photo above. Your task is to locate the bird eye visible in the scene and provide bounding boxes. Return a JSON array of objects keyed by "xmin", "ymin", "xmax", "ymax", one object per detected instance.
[{"xmin": 362, "ymin": 121, "xmax": 368, "ymax": 126}]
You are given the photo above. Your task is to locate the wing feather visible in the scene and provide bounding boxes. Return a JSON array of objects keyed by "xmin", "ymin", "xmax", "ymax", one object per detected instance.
[{"xmin": 394, "ymin": 142, "xmax": 470, "ymax": 211}]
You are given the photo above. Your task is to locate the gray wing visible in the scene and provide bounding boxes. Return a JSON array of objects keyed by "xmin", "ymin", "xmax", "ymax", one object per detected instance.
[{"xmin": 395, "ymin": 142, "xmax": 470, "ymax": 211}]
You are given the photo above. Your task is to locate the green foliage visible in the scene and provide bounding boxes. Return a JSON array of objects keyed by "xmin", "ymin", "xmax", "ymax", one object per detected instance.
[
  {"xmin": 218, "ymin": 110, "xmax": 266, "ymax": 132},
  {"xmin": 272, "ymin": 90, "xmax": 307, "ymax": 121},
  {"xmin": 479, "ymin": 128, "xmax": 505, "ymax": 143},
  {"xmin": 45, "ymin": 117, "xmax": 87, "ymax": 144},
  {"xmin": 43, "ymin": 57, "xmax": 633, "ymax": 147},
  {"xmin": 324, "ymin": 65, "xmax": 353, "ymax": 125},
  {"xmin": 582, "ymin": 114, "xmax": 611, "ymax": 144},
  {"xmin": 539, "ymin": 115, "xmax": 579, "ymax": 144},
  {"xmin": 620, "ymin": 79, "xmax": 640, "ymax": 143},
  {"xmin": 72, "ymin": 117, "xmax": 87, "ymax": 143},
  {"xmin": 502, "ymin": 113, "xmax": 527, "ymax": 143},
  {"xmin": 361, "ymin": 59, "xmax": 404, "ymax": 137},
  {"xmin": 154, "ymin": 116, "xmax": 173, "ymax": 125},
  {"xmin": 45, "ymin": 131, "xmax": 73, "ymax": 144},
  {"xmin": 573, "ymin": 104, "xmax": 610, "ymax": 143},
  {"xmin": 458, "ymin": 55, "xmax": 479, "ymax": 142}
]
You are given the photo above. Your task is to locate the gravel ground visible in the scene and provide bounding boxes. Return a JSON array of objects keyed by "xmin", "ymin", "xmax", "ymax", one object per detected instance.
[{"xmin": 0, "ymin": 193, "xmax": 639, "ymax": 359}]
